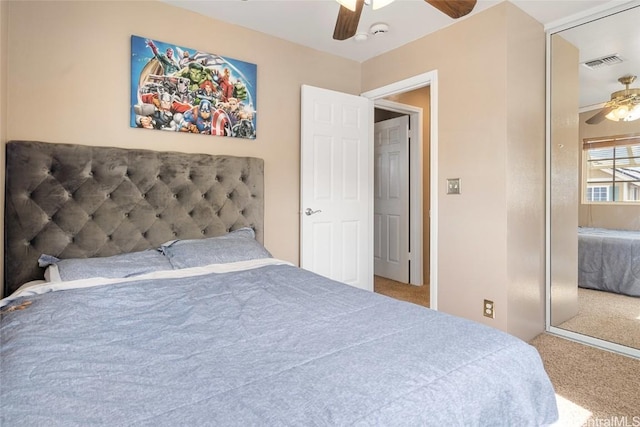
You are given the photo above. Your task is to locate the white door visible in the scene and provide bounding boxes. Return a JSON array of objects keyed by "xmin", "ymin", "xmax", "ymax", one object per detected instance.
[
  {"xmin": 300, "ymin": 85, "xmax": 373, "ymax": 291},
  {"xmin": 374, "ymin": 116, "xmax": 409, "ymax": 283}
]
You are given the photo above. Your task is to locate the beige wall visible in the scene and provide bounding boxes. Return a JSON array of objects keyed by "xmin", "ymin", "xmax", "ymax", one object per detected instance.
[
  {"xmin": 505, "ymin": 4, "xmax": 546, "ymax": 339},
  {"xmin": 549, "ymin": 35, "xmax": 579, "ymax": 325},
  {"xmin": 0, "ymin": 0, "xmax": 7, "ymax": 297},
  {"xmin": 0, "ymin": 0, "xmax": 6, "ymax": 140},
  {"xmin": 2, "ymin": 1, "xmax": 550, "ymax": 341},
  {"xmin": 2, "ymin": 0, "xmax": 361, "ymax": 277},
  {"xmin": 362, "ymin": 2, "xmax": 546, "ymax": 340},
  {"xmin": 578, "ymin": 109, "xmax": 640, "ymax": 230}
]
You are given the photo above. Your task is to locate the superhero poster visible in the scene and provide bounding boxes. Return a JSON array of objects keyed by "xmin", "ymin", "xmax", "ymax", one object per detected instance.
[{"xmin": 130, "ymin": 35, "xmax": 257, "ymax": 139}]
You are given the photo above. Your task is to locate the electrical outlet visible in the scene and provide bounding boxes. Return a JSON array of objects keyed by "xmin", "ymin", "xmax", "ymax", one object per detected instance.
[{"xmin": 483, "ymin": 299, "xmax": 495, "ymax": 318}]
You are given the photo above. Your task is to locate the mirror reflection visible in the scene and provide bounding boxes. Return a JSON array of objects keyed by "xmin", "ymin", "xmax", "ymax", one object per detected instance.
[{"xmin": 550, "ymin": 5, "xmax": 640, "ymax": 351}]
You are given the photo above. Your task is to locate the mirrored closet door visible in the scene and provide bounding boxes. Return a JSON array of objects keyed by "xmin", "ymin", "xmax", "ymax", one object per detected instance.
[{"xmin": 547, "ymin": 1, "xmax": 640, "ymax": 358}]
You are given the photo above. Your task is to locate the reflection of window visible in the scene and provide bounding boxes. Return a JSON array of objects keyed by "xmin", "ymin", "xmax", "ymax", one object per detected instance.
[
  {"xmin": 586, "ymin": 186, "xmax": 609, "ymax": 201},
  {"xmin": 583, "ymin": 134, "xmax": 640, "ymax": 203}
]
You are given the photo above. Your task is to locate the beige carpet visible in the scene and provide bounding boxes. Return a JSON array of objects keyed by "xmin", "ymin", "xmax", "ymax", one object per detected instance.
[
  {"xmin": 373, "ymin": 277, "xmax": 640, "ymax": 426},
  {"xmin": 373, "ymin": 275, "xmax": 430, "ymax": 307},
  {"xmin": 557, "ymin": 288, "xmax": 640, "ymax": 349},
  {"xmin": 531, "ymin": 333, "xmax": 640, "ymax": 426}
]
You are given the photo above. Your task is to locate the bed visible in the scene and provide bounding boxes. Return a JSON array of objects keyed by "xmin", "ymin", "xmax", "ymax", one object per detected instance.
[
  {"xmin": 578, "ymin": 227, "xmax": 640, "ymax": 297},
  {"xmin": 1, "ymin": 141, "xmax": 558, "ymax": 426}
]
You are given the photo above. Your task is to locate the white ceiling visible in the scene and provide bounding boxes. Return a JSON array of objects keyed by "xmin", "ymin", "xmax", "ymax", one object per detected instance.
[
  {"xmin": 164, "ymin": 0, "xmax": 616, "ymax": 62},
  {"xmin": 163, "ymin": 0, "xmax": 640, "ymax": 107},
  {"xmin": 553, "ymin": 3, "xmax": 640, "ymax": 109}
]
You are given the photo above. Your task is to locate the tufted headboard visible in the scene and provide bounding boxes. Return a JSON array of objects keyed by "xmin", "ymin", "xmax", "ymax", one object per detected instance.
[{"xmin": 4, "ymin": 140, "xmax": 264, "ymax": 296}]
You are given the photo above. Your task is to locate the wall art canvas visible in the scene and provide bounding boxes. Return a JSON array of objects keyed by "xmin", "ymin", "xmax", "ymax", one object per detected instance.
[{"xmin": 130, "ymin": 35, "xmax": 257, "ymax": 139}]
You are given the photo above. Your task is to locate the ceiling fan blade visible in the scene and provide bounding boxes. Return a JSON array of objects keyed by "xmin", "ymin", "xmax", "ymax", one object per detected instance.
[
  {"xmin": 333, "ymin": 0, "xmax": 364, "ymax": 40},
  {"xmin": 424, "ymin": 0, "xmax": 477, "ymax": 19},
  {"xmin": 585, "ymin": 106, "xmax": 614, "ymax": 125}
]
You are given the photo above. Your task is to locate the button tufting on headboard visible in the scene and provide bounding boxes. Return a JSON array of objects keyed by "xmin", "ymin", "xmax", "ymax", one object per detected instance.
[{"xmin": 4, "ymin": 141, "xmax": 265, "ymax": 296}]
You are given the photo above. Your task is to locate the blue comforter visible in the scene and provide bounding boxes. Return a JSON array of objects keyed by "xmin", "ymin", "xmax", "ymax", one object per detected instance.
[
  {"xmin": 1, "ymin": 263, "xmax": 558, "ymax": 426},
  {"xmin": 578, "ymin": 227, "xmax": 640, "ymax": 297}
]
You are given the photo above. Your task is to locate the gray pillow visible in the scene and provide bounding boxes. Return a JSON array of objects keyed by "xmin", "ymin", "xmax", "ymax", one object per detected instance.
[
  {"xmin": 38, "ymin": 250, "xmax": 173, "ymax": 282},
  {"xmin": 160, "ymin": 227, "xmax": 272, "ymax": 269}
]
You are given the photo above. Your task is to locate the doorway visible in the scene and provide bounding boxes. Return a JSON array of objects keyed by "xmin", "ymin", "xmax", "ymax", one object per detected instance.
[{"xmin": 364, "ymin": 71, "xmax": 436, "ymax": 308}]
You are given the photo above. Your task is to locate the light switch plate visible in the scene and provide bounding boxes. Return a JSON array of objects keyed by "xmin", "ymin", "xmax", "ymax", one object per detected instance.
[{"xmin": 447, "ymin": 178, "xmax": 461, "ymax": 195}]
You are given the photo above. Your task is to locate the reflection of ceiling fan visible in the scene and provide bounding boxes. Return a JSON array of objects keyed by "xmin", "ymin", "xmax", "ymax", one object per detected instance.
[
  {"xmin": 333, "ymin": 0, "xmax": 477, "ymax": 41},
  {"xmin": 586, "ymin": 75, "xmax": 640, "ymax": 124}
]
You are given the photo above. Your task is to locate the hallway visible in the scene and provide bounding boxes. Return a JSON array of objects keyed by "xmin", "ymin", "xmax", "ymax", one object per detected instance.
[{"xmin": 373, "ymin": 276, "xmax": 430, "ymax": 308}]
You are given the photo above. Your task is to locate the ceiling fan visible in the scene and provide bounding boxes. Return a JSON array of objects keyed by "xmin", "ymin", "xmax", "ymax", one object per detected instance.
[
  {"xmin": 586, "ymin": 75, "xmax": 640, "ymax": 124},
  {"xmin": 333, "ymin": 0, "xmax": 478, "ymax": 41}
]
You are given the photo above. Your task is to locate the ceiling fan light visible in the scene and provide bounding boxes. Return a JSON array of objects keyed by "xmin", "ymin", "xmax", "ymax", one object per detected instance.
[
  {"xmin": 624, "ymin": 104, "xmax": 640, "ymax": 121},
  {"xmin": 616, "ymin": 105, "xmax": 629, "ymax": 119},
  {"xmin": 336, "ymin": 0, "xmax": 357, "ymax": 11},
  {"xmin": 605, "ymin": 104, "xmax": 640, "ymax": 122},
  {"xmin": 372, "ymin": 0, "xmax": 395, "ymax": 10},
  {"xmin": 605, "ymin": 106, "xmax": 625, "ymax": 121}
]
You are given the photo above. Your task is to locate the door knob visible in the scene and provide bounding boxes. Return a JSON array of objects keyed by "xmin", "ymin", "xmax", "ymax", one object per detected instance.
[{"xmin": 305, "ymin": 208, "xmax": 322, "ymax": 216}]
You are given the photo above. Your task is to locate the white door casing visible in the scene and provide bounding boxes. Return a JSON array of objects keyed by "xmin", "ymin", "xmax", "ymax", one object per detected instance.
[
  {"xmin": 362, "ymin": 70, "xmax": 437, "ymax": 309},
  {"xmin": 300, "ymin": 85, "xmax": 373, "ymax": 291},
  {"xmin": 374, "ymin": 116, "xmax": 409, "ymax": 283}
]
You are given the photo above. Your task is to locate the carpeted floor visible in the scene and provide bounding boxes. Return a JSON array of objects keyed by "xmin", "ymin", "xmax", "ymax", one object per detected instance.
[
  {"xmin": 373, "ymin": 276, "xmax": 640, "ymax": 426},
  {"xmin": 373, "ymin": 275, "xmax": 430, "ymax": 307},
  {"xmin": 557, "ymin": 288, "xmax": 640, "ymax": 349},
  {"xmin": 531, "ymin": 333, "xmax": 640, "ymax": 426}
]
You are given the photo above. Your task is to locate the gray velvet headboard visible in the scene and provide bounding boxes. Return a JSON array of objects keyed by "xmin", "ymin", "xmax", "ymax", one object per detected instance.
[{"xmin": 4, "ymin": 140, "xmax": 264, "ymax": 295}]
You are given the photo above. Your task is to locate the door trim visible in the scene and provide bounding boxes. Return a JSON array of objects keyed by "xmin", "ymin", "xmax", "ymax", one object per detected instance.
[{"xmin": 362, "ymin": 70, "xmax": 438, "ymax": 310}]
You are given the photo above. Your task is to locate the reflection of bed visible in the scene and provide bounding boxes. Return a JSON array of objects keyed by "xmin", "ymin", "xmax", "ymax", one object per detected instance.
[
  {"xmin": 1, "ymin": 141, "xmax": 558, "ymax": 425},
  {"xmin": 578, "ymin": 227, "xmax": 640, "ymax": 297}
]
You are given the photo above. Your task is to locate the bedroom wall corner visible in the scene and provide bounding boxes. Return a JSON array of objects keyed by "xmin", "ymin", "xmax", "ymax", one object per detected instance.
[
  {"xmin": 3, "ymin": 0, "xmax": 362, "ymax": 272},
  {"xmin": 505, "ymin": 5, "xmax": 546, "ymax": 342},
  {"xmin": 0, "ymin": 0, "xmax": 8, "ymax": 299},
  {"xmin": 361, "ymin": 3, "xmax": 547, "ymax": 340},
  {"xmin": 362, "ymin": 3, "xmax": 511, "ymax": 331}
]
